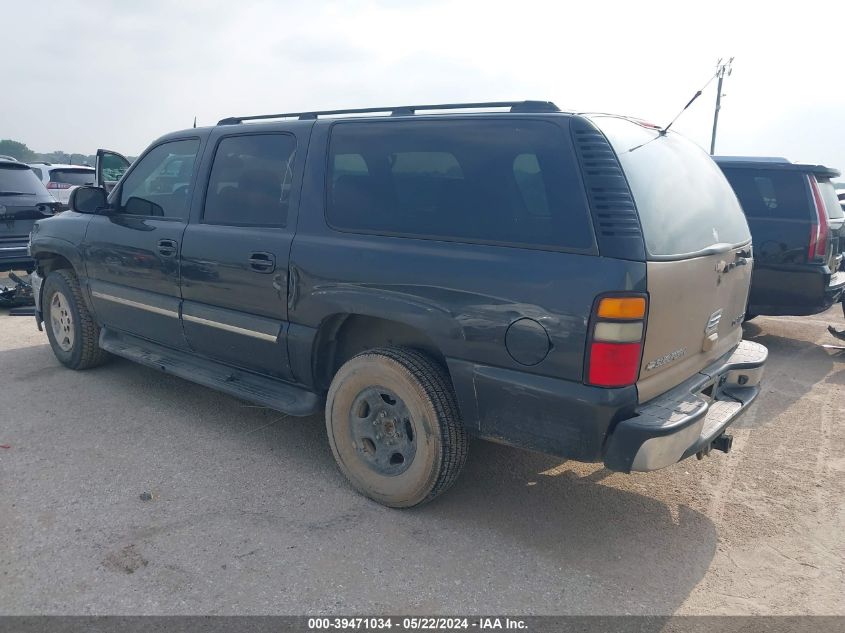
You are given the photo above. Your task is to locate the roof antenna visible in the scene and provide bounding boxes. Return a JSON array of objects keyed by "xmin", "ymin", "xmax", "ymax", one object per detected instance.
[
  {"xmin": 193, "ymin": 116, "xmax": 197, "ymax": 129},
  {"xmin": 629, "ymin": 62, "xmax": 725, "ymax": 152}
]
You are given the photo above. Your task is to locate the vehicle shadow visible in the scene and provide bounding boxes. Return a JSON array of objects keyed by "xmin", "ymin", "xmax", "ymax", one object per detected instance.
[
  {"xmin": 738, "ymin": 321, "xmax": 839, "ymax": 429},
  {"xmin": 2, "ymin": 342, "xmax": 717, "ymax": 617},
  {"xmin": 423, "ymin": 441, "xmax": 717, "ymax": 615}
]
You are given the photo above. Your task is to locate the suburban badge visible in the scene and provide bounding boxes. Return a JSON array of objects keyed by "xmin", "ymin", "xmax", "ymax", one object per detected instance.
[{"xmin": 645, "ymin": 347, "xmax": 687, "ymax": 371}]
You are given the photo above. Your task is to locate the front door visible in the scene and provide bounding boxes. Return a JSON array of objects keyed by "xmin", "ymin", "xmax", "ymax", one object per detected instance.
[
  {"xmin": 180, "ymin": 131, "xmax": 302, "ymax": 380},
  {"xmin": 95, "ymin": 149, "xmax": 131, "ymax": 193},
  {"xmin": 84, "ymin": 138, "xmax": 202, "ymax": 349}
]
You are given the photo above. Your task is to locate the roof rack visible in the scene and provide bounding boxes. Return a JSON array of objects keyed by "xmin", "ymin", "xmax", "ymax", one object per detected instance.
[{"xmin": 217, "ymin": 100, "xmax": 560, "ymax": 125}]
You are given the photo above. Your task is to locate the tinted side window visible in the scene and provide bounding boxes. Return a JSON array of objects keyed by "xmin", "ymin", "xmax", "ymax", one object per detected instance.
[
  {"xmin": 119, "ymin": 139, "xmax": 200, "ymax": 219},
  {"xmin": 326, "ymin": 120, "xmax": 594, "ymax": 251},
  {"xmin": 51, "ymin": 169, "xmax": 95, "ymax": 186},
  {"xmin": 720, "ymin": 168, "xmax": 811, "ymax": 221},
  {"xmin": 203, "ymin": 134, "xmax": 296, "ymax": 227},
  {"xmin": 817, "ymin": 178, "xmax": 845, "ymax": 221},
  {"xmin": 30, "ymin": 167, "xmax": 43, "ymax": 180}
]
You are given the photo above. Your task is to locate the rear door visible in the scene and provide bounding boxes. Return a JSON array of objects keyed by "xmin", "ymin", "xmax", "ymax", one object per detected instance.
[
  {"xmin": 179, "ymin": 128, "xmax": 307, "ymax": 381},
  {"xmin": 594, "ymin": 116, "xmax": 753, "ymax": 402}
]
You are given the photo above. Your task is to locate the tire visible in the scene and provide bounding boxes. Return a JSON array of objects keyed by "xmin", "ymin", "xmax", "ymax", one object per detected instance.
[
  {"xmin": 325, "ymin": 347, "xmax": 468, "ymax": 508},
  {"xmin": 43, "ymin": 269, "xmax": 110, "ymax": 370}
]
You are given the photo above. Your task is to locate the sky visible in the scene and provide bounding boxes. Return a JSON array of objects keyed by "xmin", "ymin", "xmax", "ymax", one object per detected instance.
[{"xmin": 2, "ymin": 0, "xmax": 844, "ymax": 174}]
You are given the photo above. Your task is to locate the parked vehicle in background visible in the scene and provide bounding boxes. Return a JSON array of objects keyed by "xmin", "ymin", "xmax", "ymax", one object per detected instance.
[
  {"xmin": 837, "ymin": 189, "xmax": 845, "ymax": 212},
  {"xmin": 715, "ymin": 157, "xmax": 844, "ymax": 318},
  {"xmin": 0, "ymin": 155, "xmax": 20, "ymax": 162},
  {"xmin": 28, "ymin": 102, "xmax": 767, "ymax": 506},
  {"xmin": 29, "ymin": 163, "xmax": 96, "ymax": 209},
  {"xmin": 0, "ymin": 157, "xmax": 61, "ymax": 272}
]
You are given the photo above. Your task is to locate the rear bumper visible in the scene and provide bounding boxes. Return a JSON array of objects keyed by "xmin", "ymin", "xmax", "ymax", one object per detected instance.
[
  {"xmin": 749, "ymin": 268, "xmax": 845, "ymax": 316},
  {"xmin": 603, "ymin": 340, "xmax": 768, "ymax": 472}
]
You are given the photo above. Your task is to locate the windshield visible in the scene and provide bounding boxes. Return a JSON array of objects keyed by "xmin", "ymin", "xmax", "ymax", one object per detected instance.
[
  {"xmin": 593, "ymin": 116, "xmax": 751, "ymax": 258},
  {"xmin": 51, "ymin": 168, "xmax": 95, "ymax": 186},
  {"xmin": 0, "ymin": 165, "xmax": 53, "ymax": 200}
]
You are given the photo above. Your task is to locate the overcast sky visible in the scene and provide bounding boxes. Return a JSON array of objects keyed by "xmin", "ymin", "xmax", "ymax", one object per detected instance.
[{"xmin": 2, "ymin": 0, "xmax": 843, "ymax": 173}]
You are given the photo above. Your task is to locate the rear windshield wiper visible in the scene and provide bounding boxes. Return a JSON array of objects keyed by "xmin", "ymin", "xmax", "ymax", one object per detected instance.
[{"xmin": 0, "ymin": 191, "xmax": 33, "ymax": 196}]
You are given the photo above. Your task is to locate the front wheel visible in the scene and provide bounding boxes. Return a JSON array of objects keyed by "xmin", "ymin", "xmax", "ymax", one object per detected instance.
[
  {"xmin": 325, "ymin": 347, "xmax": 468, "ymax": 508},
  {"xmin": 43, "ymin": 270, "xmax": 110, "ymax": 370}
]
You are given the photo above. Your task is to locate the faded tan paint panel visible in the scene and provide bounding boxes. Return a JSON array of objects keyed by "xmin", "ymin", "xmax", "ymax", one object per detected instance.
[{"xmin": 637, "ymin": 248, "xmax": 752, "ymax": 403}]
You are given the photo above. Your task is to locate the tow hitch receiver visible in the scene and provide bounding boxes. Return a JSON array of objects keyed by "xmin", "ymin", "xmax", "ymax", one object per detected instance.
[{"xmin": 697, "ymin": 433, "xmax": 733, "ymax": 460}]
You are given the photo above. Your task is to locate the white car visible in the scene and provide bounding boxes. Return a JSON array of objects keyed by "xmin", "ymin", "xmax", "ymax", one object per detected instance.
[{"xmin": 28, "ymin": 163, "xmax": 96, "ymax": 207}]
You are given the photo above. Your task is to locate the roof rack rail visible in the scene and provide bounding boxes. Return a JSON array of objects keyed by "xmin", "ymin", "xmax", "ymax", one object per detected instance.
[{"xmin": 217, "ymin": 100, "xmax": 560, "ymax": 125}]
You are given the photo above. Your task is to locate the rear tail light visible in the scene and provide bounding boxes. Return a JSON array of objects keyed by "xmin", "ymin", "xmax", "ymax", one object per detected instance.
[
  {"xmin": 47, "ymin": 181, "xmax": 72, "ymax": 190},
  {"xmin": 586, "ymin": 294, "xmax": 648, "ymax": 388},
  {"xmin": 808, "ymin": 175, "xmax": 829, "ymax": 261}
]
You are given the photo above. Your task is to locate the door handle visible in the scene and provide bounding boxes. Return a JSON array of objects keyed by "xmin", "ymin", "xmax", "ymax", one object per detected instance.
[
  {"xmin": 249, "ymin": 251, "xmax": 276, "ymax": 273},
  {"xmin": 157, "ymin": 238, "xmax": 178, "ymax": 257}
]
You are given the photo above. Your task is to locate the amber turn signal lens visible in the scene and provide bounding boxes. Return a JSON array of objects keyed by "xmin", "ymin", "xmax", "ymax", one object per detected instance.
[{"xmin": 596, "ymin": 296, "xmax": 646, "ymax": 320}]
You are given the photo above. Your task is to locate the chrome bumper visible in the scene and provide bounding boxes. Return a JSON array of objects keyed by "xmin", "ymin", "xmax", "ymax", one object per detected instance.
[{"xmin": 604, "ymin": 340, "xmax": 768, "ymax": 472}]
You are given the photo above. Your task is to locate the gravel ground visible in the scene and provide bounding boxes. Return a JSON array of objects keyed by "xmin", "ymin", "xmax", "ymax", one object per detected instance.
[{"xmin": 0, "ymin": 284, "xmax": 843, "ymax": 615}]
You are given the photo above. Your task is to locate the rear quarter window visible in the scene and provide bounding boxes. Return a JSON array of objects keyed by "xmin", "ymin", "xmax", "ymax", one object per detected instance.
[
  {"xmin": 817, "ymin": 178, "xmax": 845, "ymax": 221},
  {"xmin": 595, "ymin": 117, "xmax": 751, "ymax": 258},
  {"xmin": 720, "ymin": 168, "xmax": 812, "ymax": 221},
  {"xmin": 326, "ymin": 119, "xmax": 595, "ymax": 251}
]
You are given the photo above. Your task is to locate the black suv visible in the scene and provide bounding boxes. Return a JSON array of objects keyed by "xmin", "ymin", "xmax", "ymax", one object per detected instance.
[
  {"xmin": 0, "ymin": 157, "xmax": 61, "ymax": 272},
  {"xmin": 715, "ymin": 157, "xmax": 845, "ymax": 317},
  {"xmin": 29, "ymin": 102, "xmax": 767, "ymax": 507}
]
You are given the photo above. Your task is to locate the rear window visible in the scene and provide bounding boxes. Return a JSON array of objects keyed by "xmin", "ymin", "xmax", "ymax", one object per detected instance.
[
  {"xmin": 595, "ymin": 117, "xmax": 751, "ymax": 258},
  {"xmin": 719, "ymin": 168, "xmax": 811, "ymax": 221},
  {"xmin": 0, "ymin": 165, "xmax": 52, "ymax": 200},
  {"xmin": 50, "ymin": 168, "xmax": 95, "ymax": 186},
  {"xmin": 817, "ymin": 178, "xmax": 845, "ymax": 220},
  {"xmin": 326, "ymin": 119, "xmax": 594, "ymax": 251}
]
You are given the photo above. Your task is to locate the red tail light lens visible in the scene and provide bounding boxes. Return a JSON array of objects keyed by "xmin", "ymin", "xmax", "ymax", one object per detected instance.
[
  {"xmin": 47, "ymin": 182, "xmax": 72, "ymax": 190},
  {"xmin": 808, "ymin": 175, "xmax": 829, "ymax": 260},
  {"xmin": 585, "ymin": 293, "xmax": 648, "ymax": 388},
  {"xmin": 588, "ymin": 342, "xmax": 643, "ymax": 387}
]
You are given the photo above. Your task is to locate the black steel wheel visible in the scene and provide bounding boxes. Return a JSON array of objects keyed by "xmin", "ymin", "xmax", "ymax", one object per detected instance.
[{"xmin": 325, "ymin": 347, "xmax": 468, "ymax": 508}]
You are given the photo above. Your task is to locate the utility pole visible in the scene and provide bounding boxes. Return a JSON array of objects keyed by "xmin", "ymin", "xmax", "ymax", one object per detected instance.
[{"xmin": 710, "ymin": 57, "xmax": 733, "ymax": 155}]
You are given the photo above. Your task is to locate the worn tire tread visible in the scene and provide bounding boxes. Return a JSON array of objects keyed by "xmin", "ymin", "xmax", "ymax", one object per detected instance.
[
  {"xmin": 49, "ymin": 270, "xmax": 109, "ymax": 369},
  {"xmin": 335, "ymin": 346, "xmax": 468, "ymax": 507}
]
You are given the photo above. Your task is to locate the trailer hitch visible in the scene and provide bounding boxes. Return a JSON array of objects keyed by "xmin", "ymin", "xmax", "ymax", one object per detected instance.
[{"xmin": 696, "ymin": 432, "xmax": 733, "ymax": 460}]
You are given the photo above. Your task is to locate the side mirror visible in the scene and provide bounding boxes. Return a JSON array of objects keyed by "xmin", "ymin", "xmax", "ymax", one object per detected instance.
[{"xmin": 69, "ymin": 186, "xmax": 108, "ymax": 214}]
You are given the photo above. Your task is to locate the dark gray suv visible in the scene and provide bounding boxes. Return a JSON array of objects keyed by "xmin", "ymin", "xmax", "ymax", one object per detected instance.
[
  {"xmin": 0, "ymin": 157, "xmax": 61, "ymax": 272},
  {"xmin": 28, "ymin": 102, "xmax": 767, "ymax": 507}
]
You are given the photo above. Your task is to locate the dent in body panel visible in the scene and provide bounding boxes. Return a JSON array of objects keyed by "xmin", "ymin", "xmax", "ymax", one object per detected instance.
[
  {"xmin": 289, "ymin": 231, "xmax": 647, "ymax": 435},
  {"xmin": 291, "ymin": 232, "xmax": 647, "ymax": 382}
]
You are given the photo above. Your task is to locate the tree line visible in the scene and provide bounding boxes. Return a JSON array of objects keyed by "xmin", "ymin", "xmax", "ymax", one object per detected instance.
[{"xmin": 0, "ymin": 139, "xmax": 136, "ymax": 166}]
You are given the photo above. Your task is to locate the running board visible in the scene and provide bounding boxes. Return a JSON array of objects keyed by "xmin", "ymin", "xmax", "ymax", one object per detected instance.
[{"xmin": 99, "ymin": 329, "xmax": 321, "ymax": 416}]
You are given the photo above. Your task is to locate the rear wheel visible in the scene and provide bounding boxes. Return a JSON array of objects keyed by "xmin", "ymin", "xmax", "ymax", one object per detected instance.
[
  {"xmin": 325, "ymin": 347, "xmax": 468, "ymax": 508},
  {"xmin": 43, "ymin": 270, "xmax": 109, "ymax": 369}
]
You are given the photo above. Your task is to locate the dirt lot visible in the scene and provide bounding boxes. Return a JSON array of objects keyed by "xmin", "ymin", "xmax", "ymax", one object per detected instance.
[{"xmin": 1, "ymin": 288, "xmax": 843, "ymax": 615}]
